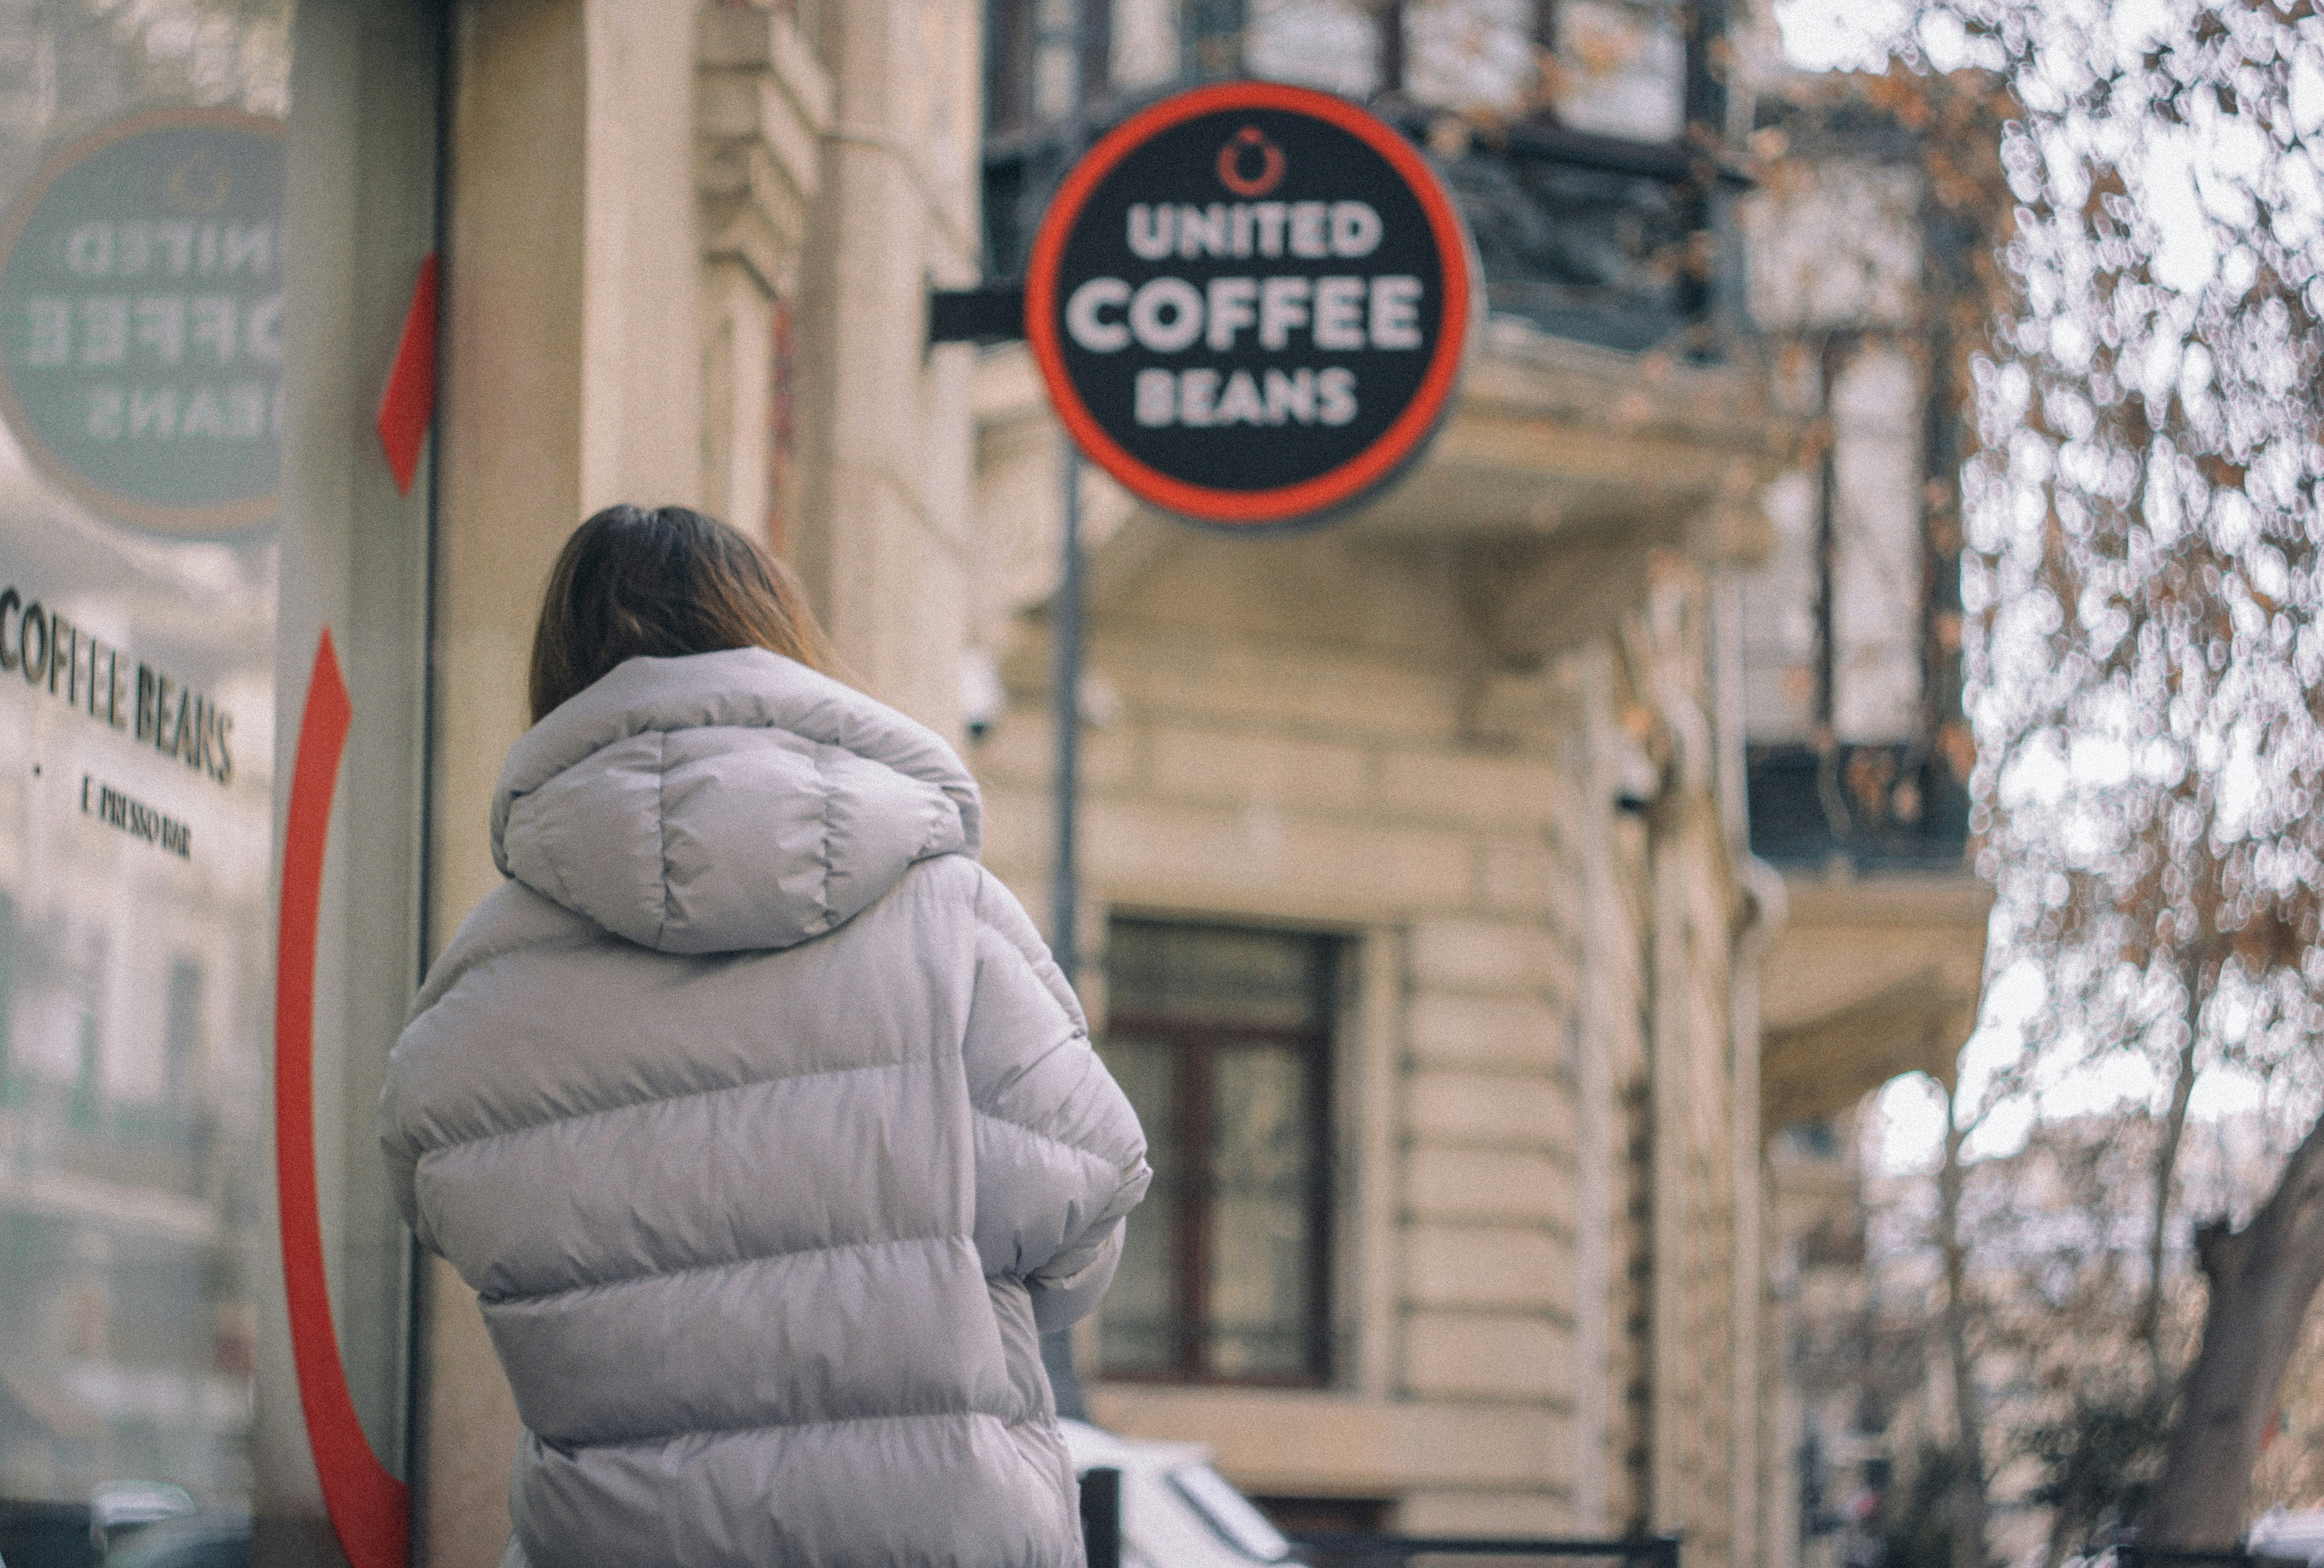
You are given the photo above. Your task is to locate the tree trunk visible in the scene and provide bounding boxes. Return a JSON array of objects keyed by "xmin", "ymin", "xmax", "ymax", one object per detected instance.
[
  {"xmin": 2140, "ymin": 1105, "xmax": 2324, "ymax": 1549},
  {"xmin": 2137, "ymin": 973, "xmax": 2203, "ymax": 1392},
  {"xmin": 1940, "ymin": 1081, "xmax": 1991, "ymax": 1568}
]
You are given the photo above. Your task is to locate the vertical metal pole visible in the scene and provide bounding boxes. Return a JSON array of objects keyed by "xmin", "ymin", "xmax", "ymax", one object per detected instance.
[
  {"xmin": 1047, "ymin": 0, "xmax": 1090, "ymax": 997},
  {"xmin": 1080, "ymin": 1465, "xmax": 1122, "ymax": 1568},
  {"xmin": 1040, "ymin": 0, "xmax": 1094, "ymax": 1430},
  {"xmin": 1050, "ymin": 446, "xmax": 1083, "ymax": 989},
  {"xmin": 1042, "ymin": 438, "xmax": 1092, "ymax": 1428}
]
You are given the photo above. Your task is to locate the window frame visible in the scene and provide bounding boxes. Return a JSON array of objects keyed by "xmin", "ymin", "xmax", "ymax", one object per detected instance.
[{"xmin": 1098, "ymin": 919, "xmax": 1342, "ymax": 1388}]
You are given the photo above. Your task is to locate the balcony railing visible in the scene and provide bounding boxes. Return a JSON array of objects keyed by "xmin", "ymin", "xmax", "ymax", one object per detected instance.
[
  {"xmin": 1384, "ymin": 112, "xmax": 1725, "ymax": 355},
  {"xmin": 980, "ymin": 101, "xmax": 1736, "ymax": 359},
  {"xmin": 1746, "ymin": 742, "xmax": 1971, "ymax": 876}
]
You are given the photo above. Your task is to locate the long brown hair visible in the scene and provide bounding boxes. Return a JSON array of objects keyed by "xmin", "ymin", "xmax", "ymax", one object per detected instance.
[{"xmin": 527, "ymin": 504, "xmax": 834, "ymax": 723}]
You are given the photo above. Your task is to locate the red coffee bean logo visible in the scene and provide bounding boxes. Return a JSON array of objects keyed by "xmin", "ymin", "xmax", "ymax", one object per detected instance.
[{"xmin": 1217, "ymin": 126, "xmax": 1286, "ymax": 197}]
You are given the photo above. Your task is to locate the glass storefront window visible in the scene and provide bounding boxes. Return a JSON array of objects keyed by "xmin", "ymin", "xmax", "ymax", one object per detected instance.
[
  {"xmin": 0, "ymin": 1, "xmax": 440, "ymax": 1555},
  {"xmin": 0, "ymin": 5, "xmax": 292, "ymax": 1521}
]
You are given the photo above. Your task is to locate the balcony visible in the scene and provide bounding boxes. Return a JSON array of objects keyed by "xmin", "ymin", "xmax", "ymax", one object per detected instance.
[
  {"xmin": 1745, "ymin": 741, "xmax": 1971, "ymax": 876},
  {"xmin": 981, "ymin": 106, "xmax": 1730, "ymax": 360}
]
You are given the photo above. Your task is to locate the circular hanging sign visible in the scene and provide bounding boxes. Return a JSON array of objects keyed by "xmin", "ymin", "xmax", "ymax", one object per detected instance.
[
  {"xmin": 1026, "ymin": 82, "xmax": 1474, "ymax": 529},
  {"xmin": 0, "ymin": 110, "xmax": 285, "ymax": 537}
]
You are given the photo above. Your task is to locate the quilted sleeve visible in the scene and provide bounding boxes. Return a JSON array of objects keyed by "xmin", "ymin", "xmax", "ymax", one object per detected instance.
[{"xmin": 964, "ymin": 869, "xmax": 1151, "ymax": 1332}]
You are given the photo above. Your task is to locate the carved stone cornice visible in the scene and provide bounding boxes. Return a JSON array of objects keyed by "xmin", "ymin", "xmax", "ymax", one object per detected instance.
[{"xmin": 696, "ymin": 4, "xmax": 832, "ymax": 298}]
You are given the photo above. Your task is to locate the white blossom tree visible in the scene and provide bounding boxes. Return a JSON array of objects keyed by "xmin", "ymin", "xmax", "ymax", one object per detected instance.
[{"xmin": 1934, "ymin": 0, "xmax": 2324, "ymax": 1544}]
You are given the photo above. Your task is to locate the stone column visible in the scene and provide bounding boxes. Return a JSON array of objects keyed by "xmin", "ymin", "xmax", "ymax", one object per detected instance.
[
  {"xmin": 697, "ymin": 5, "xmax": 830, "ymax": 541},
  {"xmin": 420, "ymin": 1, "xmax": 702, "ymax": 1562},
  {"xmin": 789, "ymin": 0, "xmax": 983, "ymax": 737}
]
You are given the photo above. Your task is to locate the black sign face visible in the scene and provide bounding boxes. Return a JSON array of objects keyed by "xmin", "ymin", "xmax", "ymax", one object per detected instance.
[{"xmin": 1027, "ymin": 82, "xmax": 1473, "ymax": 528}]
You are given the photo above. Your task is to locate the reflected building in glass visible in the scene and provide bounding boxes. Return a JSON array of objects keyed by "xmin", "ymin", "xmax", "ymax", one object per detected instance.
[{"xmin": 0, "ymin": 0, "xmax": 293, "ymax": 1521}]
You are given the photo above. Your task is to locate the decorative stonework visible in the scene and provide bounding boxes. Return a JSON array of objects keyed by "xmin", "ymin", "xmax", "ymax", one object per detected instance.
[
  {"xmin": 694, "ymin": 4, "xmax": 832, "ymax": 538},
  {"xmin": 696, "ymin": 4, "xmax": 830, "ymax": 303}
]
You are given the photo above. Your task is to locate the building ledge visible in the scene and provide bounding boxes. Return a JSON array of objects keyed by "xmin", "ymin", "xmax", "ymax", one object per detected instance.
[
  {"xmin": 970, "ymin": 321, "xmax": 1796, "ymax": 613},
  {"xmin": 1758, "ymin": 868, "xmax": 1992, "ymax": 1130},
  {"xmin": 1088, "ymin": 1382, "xmax": 1576, "ymax": 1496},
  {"xmin": 696, "ymin": 5, "xmax": 831, "ymax": 298}
]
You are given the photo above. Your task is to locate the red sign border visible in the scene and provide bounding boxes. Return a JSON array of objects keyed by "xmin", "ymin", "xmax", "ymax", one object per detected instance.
[{"xmin": 1025, "ymin": 81, "xmax": 1473, "ymax": 528}]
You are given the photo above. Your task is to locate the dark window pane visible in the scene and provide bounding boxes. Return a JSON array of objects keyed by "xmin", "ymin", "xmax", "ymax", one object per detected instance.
[
  {"xmin": 1097, "ymin": 1034, "xmax": 1179, "ymax": 1374},
  {"xmin": 986, "ymin": 0, "xmax": 1031, "ymax": 135},
  {"xmin": 1183, "ymin": 0, "xmax": 1245, "ymax": 79},
  {"xmin": 1080, "ymin": 0, "xmax": 1113, "ymax": 111},
  {"xmin": 1109, "ymin": 921, "xmax": 1327, "ymax": 1029},
  {"xmin": 1206, "ymin": 1046, "xmax": 1317, "ymax": 1377},
  {"xmin": 1100, "ymin": 919, "xmax": 1336, "ymax": 1386}
]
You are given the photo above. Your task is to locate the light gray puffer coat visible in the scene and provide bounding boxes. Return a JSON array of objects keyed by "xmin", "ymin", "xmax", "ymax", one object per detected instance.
[{"xmin": 379, "ymin": 648, "xmax": 1149, "ymax": 1568}]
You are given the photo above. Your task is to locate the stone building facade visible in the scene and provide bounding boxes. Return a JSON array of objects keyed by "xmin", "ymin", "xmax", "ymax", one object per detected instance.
[
  {"xmin": 973, "ymin": 325, "xmax": 1783, "ymax": 1557},
  {"xmin": 419, "ymin": 2, "xmax": 989, "ymax": 1562},
  {"xmin": 0, "ymin": 1, "xmax": 1994, "ymax": 1565},
  {"xmin": 959, "ymin": 2, "xmax": 1818, "ymax": 1563}
]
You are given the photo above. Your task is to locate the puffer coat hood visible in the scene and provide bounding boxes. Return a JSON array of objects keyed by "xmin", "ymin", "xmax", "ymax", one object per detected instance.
[
  {"xmin": 489, "ymin": 647, "xmax": 982, "ymax": 954},
  {"xmin": 381, "ymin": 649, "xmax": 1149, "ymax": 1568}
]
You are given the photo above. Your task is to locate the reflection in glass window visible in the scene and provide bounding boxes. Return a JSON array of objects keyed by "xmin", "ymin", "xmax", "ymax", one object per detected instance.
[
  {"xmin": 162, "ymin": 960, "xmax": 201, "ymax": 1112},
  {"xmin": 1098, "ymin": 919, "xmax": 1338, "ymax": 1384},
  {"xmin": 1830, "ymin": 346, "xmax": 1925, "ymax": 743},
  {"xmin": 1245, "ymin": 0, "xmax": 1383, "ymax": 100},
  {"xmin": 1406, "ymin": 0, "xmax": 1535, "ymax": 116},
  {"xmin": 1550, "ymin": 0, "xmax": 1685, "ymax": 142},
  {"xmin": 0, "ymin": 0, "xmax": 290, "ymax": 1520}
]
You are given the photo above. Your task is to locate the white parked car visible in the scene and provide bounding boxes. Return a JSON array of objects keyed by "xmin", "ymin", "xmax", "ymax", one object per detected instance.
[
  {"xmin": 2250, "ymin": 1508, "xmax": 2324, "ymax": 1566},
  {"xmin": 1062, "ymin": 1419, "xmax": 1302, "ymax": 1568}
]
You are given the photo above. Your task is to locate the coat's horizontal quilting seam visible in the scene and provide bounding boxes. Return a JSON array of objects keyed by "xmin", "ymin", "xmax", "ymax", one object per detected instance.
[
  {"xmin": 431, "ymin": 918, "xmax": 595, "ymax": 1003},
  {"xmin": 528, "ymin": 1391, "xmax": 1012, "ymax": 1451},
  {"xmin": 971, "ymin": 1022, "xmax": 1091, "ymax": 1114},
  {"xmin": 971, "ymin": 876, "xmax": 1083, "ymax": 1028},
  {"xmin": 531, "ymin": 1405, "xmax": 1023, "ymax": 1453},
  {"xmin": 476, "ymin": 1228, "xmax": 968, "ymax": 1306},
  {"xmin": 970, "ymin": 1105, "xmax": 1121, "ymax": 1175},
  {"xmin": 403, "ymin": 882, "xmax": 594, "ymax": 1021},
  {"xmin": 407, "ymin": 1055, "xmax": 911, "ymax": 1155}
]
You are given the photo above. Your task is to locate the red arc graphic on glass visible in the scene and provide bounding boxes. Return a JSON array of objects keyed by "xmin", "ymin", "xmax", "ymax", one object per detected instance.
[
  {"xmin": 376, "ymin": 253, "xmax": 439, "ymax": 495},
  {"xmin": 276, "ymin": 630, "xmax": 409, "ymax": 1568}
]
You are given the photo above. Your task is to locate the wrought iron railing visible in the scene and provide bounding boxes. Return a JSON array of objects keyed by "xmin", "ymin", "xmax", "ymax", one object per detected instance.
[
  {"xmin": 980, "ymin": 106, "xmax": 1739, "ymax": 359},
  {"xmin": 1290, "ymin": 1532, "xmax": 1684, "ymax": 1568},
  {"xmin": 1746, "ymin": 741, "xmax": 1971, "ymax": 875}
]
